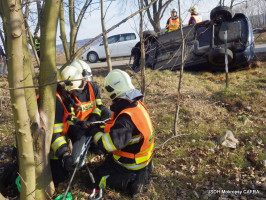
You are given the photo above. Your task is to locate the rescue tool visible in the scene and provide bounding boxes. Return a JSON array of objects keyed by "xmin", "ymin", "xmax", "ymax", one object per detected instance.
[{"xmin": 62, "ymin": 136, "xmax": 92, "ymax": 200}]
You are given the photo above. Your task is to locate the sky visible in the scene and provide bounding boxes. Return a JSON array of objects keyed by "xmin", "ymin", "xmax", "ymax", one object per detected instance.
[
  {"xmin": 72, "ymin": 0, "xmax": 229, "ymax": 42},
  {"xmin": 0, "ymin": 0, "xmax": 239, "ymax": 46}
]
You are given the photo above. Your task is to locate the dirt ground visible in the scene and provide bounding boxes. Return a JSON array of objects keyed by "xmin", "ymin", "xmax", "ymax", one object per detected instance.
[{"xmin": 0, "ymin": 52, "xmax": 265, "ymax": 199}]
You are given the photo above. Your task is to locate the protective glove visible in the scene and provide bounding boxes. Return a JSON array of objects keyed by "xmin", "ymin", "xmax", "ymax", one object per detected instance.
[
  {"xmin": 85, "ymin": 126, "xmax": 102, "ymax": 138},
  {"xmin": 62, "ymin": 154, "xmax": 74, "ymax": 172},
  {"xmin": 68, "ymin": 125, "xmax": 86, "ymax": 142}
]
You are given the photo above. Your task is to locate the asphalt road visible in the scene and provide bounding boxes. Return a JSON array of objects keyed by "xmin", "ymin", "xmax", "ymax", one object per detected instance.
[
  {"xmin": 89, "ymin": 58, "xmax": 131, "ymax": 69},
  {"xmin": 254, "ymin": 44, "xmax": 266, "ymax": 53}
]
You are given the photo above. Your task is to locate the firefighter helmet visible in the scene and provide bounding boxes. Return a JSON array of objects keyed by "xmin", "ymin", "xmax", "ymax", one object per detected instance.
[
  {"xmin": 60, "ymin": 65, "xmax": 83, "ymax": 91},
  {"xmin": 104, "ymin": 69, "xmax": 142, "ymax": 100},
  {"xmin": 189, "ymin": 5, "xmax": 198, "ymax": 14},
  {"xmin": 70, "ymin": 60, "xmax": 92, "ymax": 82},
  {"xmin": 171, "ymin": 8, "xmax": 177, "ymax": 13}
]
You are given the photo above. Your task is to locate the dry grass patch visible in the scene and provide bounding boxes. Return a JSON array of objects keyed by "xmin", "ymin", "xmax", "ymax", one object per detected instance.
[{"xmin": 0, "ymin": 64, "xmax": 265, "ymax": 199}]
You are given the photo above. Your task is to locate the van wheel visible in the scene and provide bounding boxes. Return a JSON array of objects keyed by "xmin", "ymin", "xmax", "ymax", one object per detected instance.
[
  {"xmin": 208, "ymin": 48, "xmax": 233, "ymax": 66},
  {"xmin": 87, "ymin": 52, "xmax": 99, "ymax": 63},
  {"xmin": 210, "ymin": 6, "xmax": 232, "ymax": 22}
]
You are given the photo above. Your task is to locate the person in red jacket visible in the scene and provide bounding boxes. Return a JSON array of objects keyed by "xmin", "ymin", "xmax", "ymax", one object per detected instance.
[
  {"xmin": 165, "ymin": 8, "xmax": 180, "ymax": 32},
  {"xmin": 86, "ymin": 69, "xmax": 154, "ymax": 197},
  {"xmin": 188, "ymin": 5, "xmax": 202, "ymax": 26}
]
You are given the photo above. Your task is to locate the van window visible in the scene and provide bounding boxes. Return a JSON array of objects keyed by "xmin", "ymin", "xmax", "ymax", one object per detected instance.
[
  {"xmin": 119, "ymin": 33, "xmax": 136, "ymax": 42},
  {"xmin": 108, "ymin": 35, "xmax": 120, "ymax": 44}
]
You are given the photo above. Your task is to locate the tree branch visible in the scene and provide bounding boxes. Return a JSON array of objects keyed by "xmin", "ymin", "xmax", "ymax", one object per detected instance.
[
  {"xmin": 62, "ymin": 0, "xmax": 159, "ymax": 69},
  {"xmin": 144, "ymin": 0, "xmax": 156, "ymax": 28},
  {"xmin": 59, "ymin": 1, "xmax": 70, "ymax": 61},
  {"xmin": 160, "ymin": 0, "xmax": 173, "ymax": 20},
  {"xmin": 155, "ymin": 134, "xmax": 191, "ymax": 149},
  {"xmin": 1, "ymin": 78, "xmax": 84, "ymax": 90}
]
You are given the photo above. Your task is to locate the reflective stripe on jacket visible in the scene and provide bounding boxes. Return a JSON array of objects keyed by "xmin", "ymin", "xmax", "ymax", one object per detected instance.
[
  {"xmin": 34, "ymin": 38, "xmax": 40, "ymax": 50},
  {"xmin": 188, "ymin": 14, "xmax": 202, "ymax": 25},
  {"xmin": 167, "ymin": 17, "xmax": 180, "ymax": 32},
  {"xmin": 73, "ymin": 82, "xmax": 97, "ymax": 120},
  {"xmin": 104, "ymin": 100, "xmax": 154, "ymax": 170},
  {"xmin": 55, "ymin": 93, "xmax": 71, "ymax": 135}
]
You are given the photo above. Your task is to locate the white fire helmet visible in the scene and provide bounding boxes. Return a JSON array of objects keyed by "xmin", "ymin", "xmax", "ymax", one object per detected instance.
[
  {"xmin": 70, "ymin": 59, "xmax": 92, "ymax": 82},
  {"xmin": 60, "ymin": 65, "xmax": 83, "ymax": 91},
  {"xmin": 104, "ymin": 69, "xmax": 143, "ymax": 101},
  {"xmin": 189, "ymin": 5, "xmax": 198, "ymax": 14}
]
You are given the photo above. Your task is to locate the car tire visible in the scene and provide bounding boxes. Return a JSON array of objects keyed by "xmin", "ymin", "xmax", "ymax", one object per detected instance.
[
  {"xmin": 87, "ymin": 52, "xmax": 99, "ymax": 63},
  {"xmin": 208, "ymin": 48, "xmax": 233, "ymax": 66},
  {"xmin": 99, "ymin": 59, "xmax": 106, "ymax": 62},
  {"xmin": 210, "ymin": 6, "xmax": 232, "ymax": 22}
]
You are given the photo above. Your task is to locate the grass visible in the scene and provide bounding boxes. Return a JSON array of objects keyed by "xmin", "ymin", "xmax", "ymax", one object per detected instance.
[
  {"xmin": 254, "ymin": 32, "xmax": 266, "ymax": 45},
  {"xmin": 0, "ymin": 58, "xmax": 265, "ymax": 199}
]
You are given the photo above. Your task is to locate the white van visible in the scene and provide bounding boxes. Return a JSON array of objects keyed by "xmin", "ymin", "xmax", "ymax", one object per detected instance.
[{"xmin": 82, "ymin": 33, "xmax": 139, "ymax": 63}]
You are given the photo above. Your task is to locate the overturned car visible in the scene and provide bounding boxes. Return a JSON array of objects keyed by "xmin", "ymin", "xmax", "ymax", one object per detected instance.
[{"xmin": 131, "ymin": 6, "xmax": 255, "ymax": 71}]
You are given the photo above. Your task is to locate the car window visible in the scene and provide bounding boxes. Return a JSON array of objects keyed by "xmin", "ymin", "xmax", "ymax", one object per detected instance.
[
  {"xmin": 119, "ymin": 33, "xmax": 136, "ymax": 42},
  {"xmin": 108, "ymin": 35, "xmax": 120, "ymax": 44}
]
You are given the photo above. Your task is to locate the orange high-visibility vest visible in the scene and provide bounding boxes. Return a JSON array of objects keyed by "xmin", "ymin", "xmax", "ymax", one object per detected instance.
[
  {"xmin": 56, "ymin": 93, "xmax": 71, "ymax": 136},
  {"xmin": 73, "ymin": 82, "xmax": 97, "ymax": 121},
  {"xmin": 168, "ymin": 17, "xmax": 180, "ymax": 32},
  {"xmin": 104, "ymin": 101, "xmax": 154, "ymax": 166},
  {"xmin": 188, "ymin": 14, "xmax": 202, "ymax": 25}
]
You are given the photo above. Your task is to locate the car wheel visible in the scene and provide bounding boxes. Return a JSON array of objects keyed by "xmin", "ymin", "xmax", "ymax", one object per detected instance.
[
  {"xmin": 208, "ymin": 48, "xmax": 233, "ymax": 66},
  {"xmin": 210, "ymin": 6, "xmax": 232, "ymax": 22},
  {"xmin": 87, "ymin": 52, "xmax": 99, "ymax": 63}
]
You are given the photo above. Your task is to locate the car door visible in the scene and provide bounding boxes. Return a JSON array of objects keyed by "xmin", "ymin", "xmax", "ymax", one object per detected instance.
[
  {"xmin": 94, "ymin": 35, "xmax": 120, "ymax": 59},
  {"xmin": 117, "ymin": 33, "xmax": 138, "ymax": 57}
]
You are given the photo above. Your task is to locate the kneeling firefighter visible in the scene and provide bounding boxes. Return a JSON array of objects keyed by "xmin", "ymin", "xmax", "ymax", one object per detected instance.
[
  {"xmin": 60, "ymin": 60, "xmax": 112, "ymax": 158},
  {"xmin": 86, "ymin": 69, "xmax": 154, "ymax": 197}
]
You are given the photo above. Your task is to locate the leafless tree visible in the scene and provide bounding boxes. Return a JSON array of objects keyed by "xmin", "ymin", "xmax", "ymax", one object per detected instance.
[
  {"xmin": 59, "ymin": 0, "xmax": 92, "ymax": 61},
  {"xmin": 139, "ymin": 0, "xmax": 146, "ymax": 97},
  {"xmin": 219, "ymin": 0, "xmax": 248, "ymax": 8},
  {"xmin": 233, "ymin": 0, "xmax": 266, "ymax": 28},
  {"xmin": 101, "ymin": 0, "xmax": 112, "ymax": 71},
  {"xmin": 174, "ymin": 0, "xmax": 186, "ymax": 135}
]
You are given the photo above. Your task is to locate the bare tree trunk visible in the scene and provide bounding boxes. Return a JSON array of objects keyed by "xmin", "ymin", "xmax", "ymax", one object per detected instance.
[
  {"xmin": 69, "ymin": 0, "xmax": 77, "ymax": 56},
  {"xmin": 1, "ymin": 1, "xmax": 36, "ymax": 199},
  {"xmin": 36, "ymin": 0, "xmax": 60, "ymax": 198},
  {"xmin": 101, "ymin": 0, "xmax": 112, "ymax": 71},
  {"xmin": 60, "ymin": 0, "xmax": 90, "ymax": 60},
  {"xmin": 34, "ymin": 0, "xmax": 42, "ymax": 34},
  {"xmin": 174, "ymin": 0, "xmax": 185, "ymax": 136},
  {"xmin": 144, "ymin": 0, "xmax": 174, "ymax": 34},
  {"xmin": 139, "ymin": 0, "xmax": 146, "ymax": 98},
  {"xmin": 59, "ymin": 0, "xmax": 70, "ymax": 61},
  {"xmin": 25, "ymin": 21, "xmax": 40, "ymax": 67}
]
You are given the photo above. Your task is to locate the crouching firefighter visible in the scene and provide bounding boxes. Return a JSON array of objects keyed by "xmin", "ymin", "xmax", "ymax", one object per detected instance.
[
  {"xmin": 86, "ymin": 69, "xmax": 154, "ymax": 197},
  {"xmin": 49, "ymin": 82, "xmax": 80, "ymax": 185},
  {"xmin": 60, "ymin": 60, "xmax": 112, "ymax": 157},
  {"xmin": 1, "ymin": 83, "xmax": 81, "ymax": 188}
]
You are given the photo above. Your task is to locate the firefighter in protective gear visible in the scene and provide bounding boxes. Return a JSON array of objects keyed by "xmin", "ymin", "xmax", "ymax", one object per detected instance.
[
  {"xmin": 165, "ymin": 8, "xmax": 180, "ymax": 32},
  {"xmin": 188, "ymin": 5, "xmax": 202, "ymax": 25},
  {"xmin": 50, "ymin": 61, "xmax": 98, "ymax": 184},
  {"xmin": 86, "ymin": 69, "xmax": 154, "ymax": 197},
  {"xmin": 50, "ymin": 83, "xmax": 79, "ymax": 185},
  {"xmin": 34, "ymin": 32, "xmax": 40, "ymax": 58},
  {"xmin": 60, "ymin": 60, "xmax": 110, "ymax": 124},
  {"xmin": 8, "ymin": 84, "xmax": 78, "ymax": 185},
  {"xmin": 60, "ymin": 60, "xmax": 112, "ymax": 158}
]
